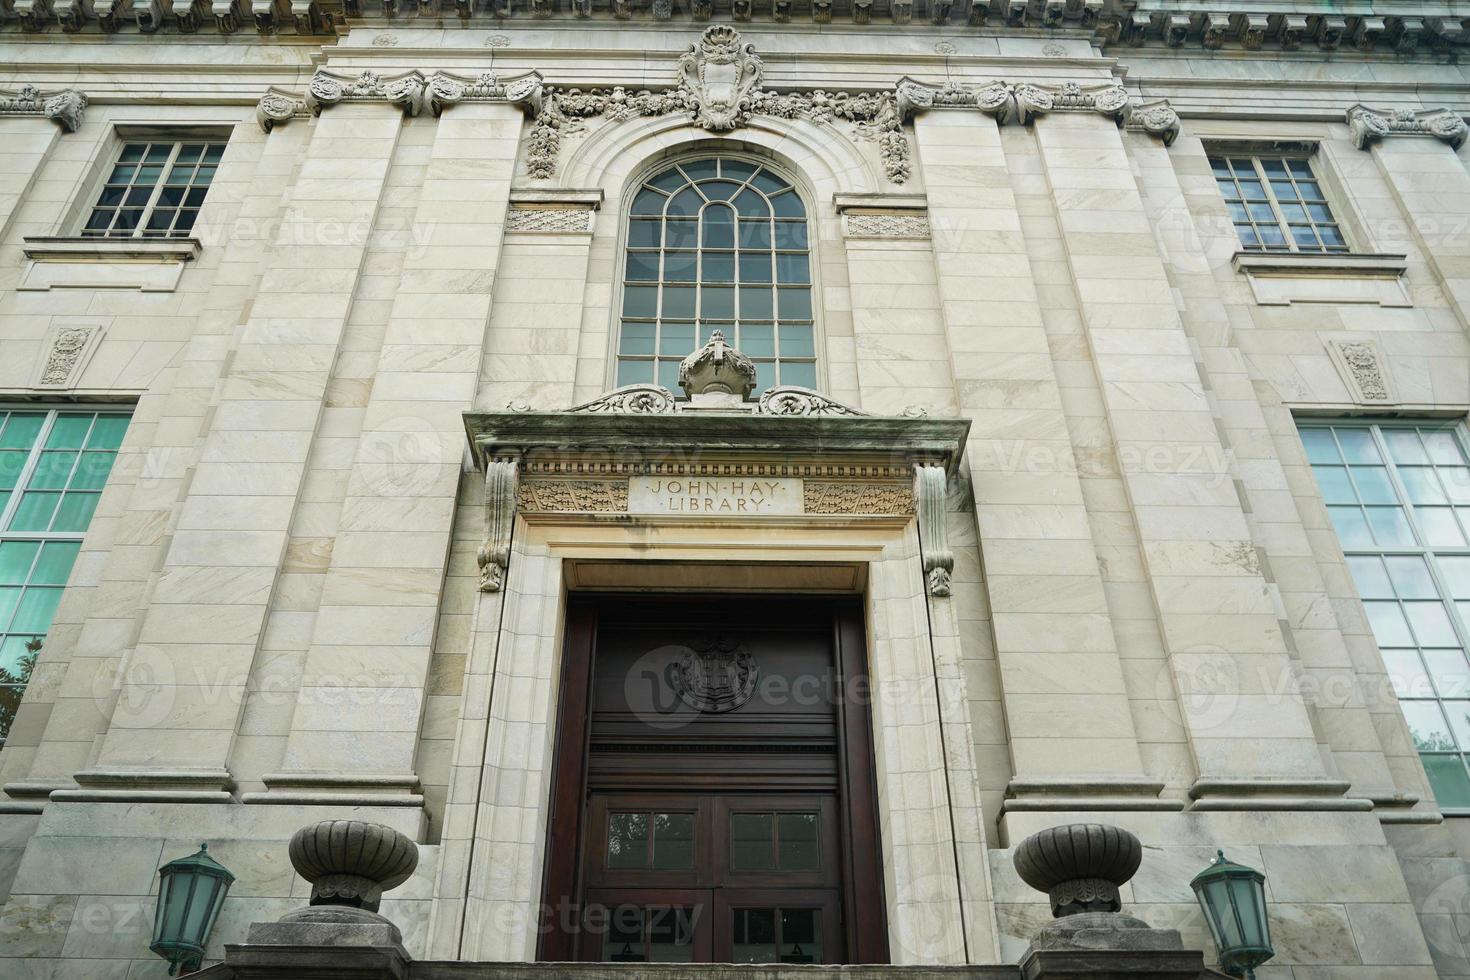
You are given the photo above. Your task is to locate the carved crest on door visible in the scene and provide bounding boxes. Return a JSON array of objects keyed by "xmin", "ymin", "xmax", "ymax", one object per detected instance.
[{"xmin": 671, "ymin": 634, "xmax": 759, "ymax": 713}]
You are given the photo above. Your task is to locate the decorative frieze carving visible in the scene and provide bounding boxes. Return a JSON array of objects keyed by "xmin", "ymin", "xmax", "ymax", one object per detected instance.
[
  {"xmin": 897, "ymin": 77, "xmax": 1129, "ymax": 128},
  {"xmin": 263, "ymin": 69, "xmax": 542, "ymax": 130},
  {"xmin": 518, "ymin": 479, "xmax": 629, "ymax": 513},
  {"xmin": 478, "ymin": 458, "xmax": 519, "ymax": 592},
  {"xmin": 1126, "ymin": 99, "xmax": 1181, "ymax": 146},
  {"xmin": 526, "ymin": 26, "xmax": 912, "ymax": 184},
  {"xmin": 843, "ymin": 211, "xmax": 931, "ymax": 239},
  {"xmin": 1326, "ymin": 338, "xmax": 1397, "ymax": 405},
  {"xmin": 804, "ymin": 483, "xmax": 915, "ymax": 514},
  {"xmin": 1346, "ymin": 104, "xmax": 1469, "ymax": 152},
  {"xmin": 914, "ymin": 463, "xmax": 954, "ymax": 597},
  {"xmin": 505, "ymin": 206, "xmax": 594, "ymax": 233},
  {"xmin": 0, "ymin": 84, "xmax": 87, "ymax": 132}
]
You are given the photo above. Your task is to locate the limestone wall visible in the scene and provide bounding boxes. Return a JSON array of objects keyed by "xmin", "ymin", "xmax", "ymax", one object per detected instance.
[{"xmin": 0, "ymin": 20, "xmax": 1465, "ymax": 980}]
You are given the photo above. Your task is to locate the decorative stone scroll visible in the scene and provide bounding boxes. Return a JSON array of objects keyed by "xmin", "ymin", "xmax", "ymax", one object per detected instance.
[
  {"xmin": 758, "ymin": 385, "xmax": 867, "ymax": 417},
  {"xmin": 1126, "ymin": 99, "xmax": 1181, "ymax": 146},
  {"xmin": 1326, "ymin": 338, "xmax": 1396, "ymax": 405},
  {"xmin": 897, "ymin": 77, "xmax": 1130, "ymax": 128},
  {"xmin": 568, "ymin": 384, "xmax": 679, "ymax": 415},
  {"xmin": 526, "ymin": 26, "xmax": 912, "ymax": 184},
  {"xmin": 255, "ymin": 87, "xmax": 308, "ymax": 132},
  {"xmin": 1347, "ymin": 104, "xmax": 1469, "ymax": 152},
  {"xmin": 478, "ymin": 458, "xmax": 518, "ymax": 592},
  {"xmin": 914, "ymin": 463, "xmax": 953, "ymax": 597},
  {"xmin": 0, "ymin": 84, "xmax": 87, "ymax": 132}
]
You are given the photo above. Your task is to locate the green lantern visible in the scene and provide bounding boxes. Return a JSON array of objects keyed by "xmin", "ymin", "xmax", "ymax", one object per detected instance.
[
  {"xmin": 150, "ymin": 843, "xmax": 235, "ymax": 975},
  {"xmin": 1190, "ymin": 850, "xmax": 1274, "ymax": 978}
]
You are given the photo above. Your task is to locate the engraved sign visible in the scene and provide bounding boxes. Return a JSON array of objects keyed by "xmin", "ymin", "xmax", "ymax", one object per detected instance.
[{"xmin": 629, "ymin": 477, "xmax": 802, "ymax": 515}]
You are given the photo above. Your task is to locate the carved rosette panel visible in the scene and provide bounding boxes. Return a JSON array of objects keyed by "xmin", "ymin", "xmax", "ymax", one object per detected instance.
[
  {"xmin": 1327, "ymin": 338, "xmax": 1396, "ymax": 405},
  {"xmin": 34, "ymin": 325, "xmax": 97, "ymax": 388},
  {"xmin": 672, "ymin": 635, "xmax": 758, "ymax": 713},
  {"xmin": 519, "ymin": 480, "xmax": 630, "ymax": 513},
  {"xmin": 803, "ymin": 483, "xmax": 914, "ymax": 515},
  {"xmin": 843, "ymin": 211, "xmax": 931, "ymax": 240},
  {"xmin": 506, "ymin": 206, "xmax": 594, "ymax": 233}
]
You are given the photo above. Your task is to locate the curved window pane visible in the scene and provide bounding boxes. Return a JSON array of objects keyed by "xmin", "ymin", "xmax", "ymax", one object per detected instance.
[{"xmin": 619, "ymin": 159, "xmax": 815, "ymax": 395}]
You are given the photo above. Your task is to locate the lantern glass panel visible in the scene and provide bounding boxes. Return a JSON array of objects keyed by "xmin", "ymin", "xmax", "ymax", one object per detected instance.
[
  {"xmin": 1205, "ymin": 878, "xmax": 1243, "ymax": 948},
  {"xmin": 182, "ymin": 876, "xmax": 219, "ymax": 946},
  {"xmin": 152, "ymin": 872, "xmax": 177, "ymax": 945}
]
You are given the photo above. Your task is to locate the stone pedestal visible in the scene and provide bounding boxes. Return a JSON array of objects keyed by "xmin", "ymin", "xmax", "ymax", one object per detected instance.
[{"xmin": 1017, "ymin": 912, "xmax": 1207, "ymax": 980}]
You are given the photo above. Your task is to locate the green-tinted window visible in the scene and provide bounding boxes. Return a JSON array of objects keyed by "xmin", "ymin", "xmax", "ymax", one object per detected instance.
[
  {"xmin": 1300, "ymin": 422, "xmax": 1470, "ymax": 811},
  {"xmin": 84, "ymin": 141, "xmax": 225, "ymax": 239},
  {"xmin": 1210, "ymin": 153, "xmax": 1347, "ymax": 255},
  {"xmin": 617, "ymin": 158, "xmax": 817, "ymax": 396},
  {"xmin": 0, "ymin": 409, "xmax": 129, "ymax": 746}
]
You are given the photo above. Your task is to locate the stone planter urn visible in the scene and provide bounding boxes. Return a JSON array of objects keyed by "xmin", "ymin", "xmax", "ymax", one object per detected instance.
[
  {"xmin": 247, "ymin": 819, "xmax": 419, "ymax": 949},
  {"xmin": 1013, "ymin": 823, "xmax": 1201, "ymax": 978},
  {"xmin": 1013, "ymin": 822, "xmax": 1143, "ymax": 917}
]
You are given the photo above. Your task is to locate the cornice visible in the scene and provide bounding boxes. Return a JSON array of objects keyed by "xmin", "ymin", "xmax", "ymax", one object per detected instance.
[{"xmin": 1, "ymin": 2, "xmax": 1467, "ymax": 61}]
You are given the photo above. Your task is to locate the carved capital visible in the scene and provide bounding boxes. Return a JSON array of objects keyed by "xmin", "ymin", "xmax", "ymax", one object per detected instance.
[
  {"xmin": 255, "ymin": 86, "xmax": 306, "ymax": 133},
  {"xmin": 306, "ymin": 69, "xmax": 427, "ymax": 117},
  {"xmin": 0, "ymin": 85, "xmax": 88, "ymax": 133},
  {"xmin": 427, "ymin": 69, "xmax": 544, "ymax": 116},
  {"xmin": 1347, "ymin": 104, "xmax": 1468, "ymax": 151},
  {"xmin": 914, "ymin": 464, "xmax": 953, "ymax": 597},
  {"xmin": 1126, "ymin": 98, "xmax": 1180, "ymax": 146},
  {"xmin": 478, "ymin": 457, "xmax": 519, "ymax": 592}
]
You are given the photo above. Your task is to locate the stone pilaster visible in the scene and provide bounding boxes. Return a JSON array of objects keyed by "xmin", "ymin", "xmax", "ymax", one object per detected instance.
[
  {"xmin": 912, "ymin": 109, "xmax": 1164, "ymax": 813},
  {"xmin": 60, "ymin": 103, "xmax": 405, "ymax": 801},
  {"xmin": 253, "ymin": 102, "xmax": 522, "ymax": 806},
  {"xmin": 1034, "ymin": 110, "xmax": 1346, "ymax": 808}
]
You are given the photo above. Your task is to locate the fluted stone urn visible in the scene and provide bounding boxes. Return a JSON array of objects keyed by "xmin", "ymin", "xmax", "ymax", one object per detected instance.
[
  {"xmin": 290, "ymin": 819, "xmax": 418, "ymax": 913},
  {"xmin": 1013, "ymin": 822, "xmax": 1143, "ymax": 918},
  {"xmin": 679, "ymin": 329, "xmax": 756, "ymax": 403},
  {"xmin": 246, "ymin": 819, "xmax": 419, "ymax": 949},
  {"xmin": 1013, "ymin": 823, "xmax": 1198, "ymax": 975}
]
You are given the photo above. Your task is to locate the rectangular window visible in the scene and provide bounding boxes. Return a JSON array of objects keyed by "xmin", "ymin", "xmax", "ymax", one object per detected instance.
[
  {"xmin": 82, "ymin": 141, "xmax": 225, "ymax": 239},
  {"xmin": 1300, "ymin": 422, "xmax": 1470, "ymax": 809},
  {"xmin": 1210, "ymin": 153, "xmax": 1347, "ymax": 254},
  {"xmin": 0, "ymin": 409, "xmax": 129, "ymax": 745}
]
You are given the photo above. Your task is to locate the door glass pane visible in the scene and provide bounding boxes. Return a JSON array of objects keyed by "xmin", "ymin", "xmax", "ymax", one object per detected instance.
[
  {"xmin": 652, "ymin": 813, "xmax": 694, "ymax": 870},
  {"xmin": 731, "ymin": 813, "xmax": 774, "ymax": 871},
  {"xmin": 648, "ymin": 907, "xmax": 694, "ymax": 962},
  {"xmin": 604, "ymin": 906, "xmax": 646, "ymax": 961},
  {"xmin": 732, "ymin": 908, "xmax": 778, "ymax": 963},
  {"xmin": 780, "ymin": 909, "xmax": 821, "ymax": 963},
  {"xmin": 608, "ymin": 812, "xmax": 649, "ymax": 869},
  {"xmin": 777, "ymin": 813, "xmax": 819, "ymax": 871}
]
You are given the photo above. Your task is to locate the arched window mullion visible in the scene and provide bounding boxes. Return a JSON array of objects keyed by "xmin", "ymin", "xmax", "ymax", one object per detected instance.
[{"xmin": 618, "ymin": 157, "xmax": 815, "ymax": 396}]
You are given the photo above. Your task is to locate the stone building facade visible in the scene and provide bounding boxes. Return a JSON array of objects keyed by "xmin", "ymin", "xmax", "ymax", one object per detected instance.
[{"xmin": 1, "ymin": 2, "xmax": 1469, "ymax": 977}]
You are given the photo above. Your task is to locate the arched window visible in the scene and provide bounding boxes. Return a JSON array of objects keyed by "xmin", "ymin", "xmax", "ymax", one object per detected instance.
[{"xmin": 618, "ymin": 157, "xmax": 816, "ymax": 395}]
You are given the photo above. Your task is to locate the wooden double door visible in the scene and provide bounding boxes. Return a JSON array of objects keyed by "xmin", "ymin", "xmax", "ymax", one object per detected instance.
[{"xmin": 539, "ymin": 595, "xmax": 888, "ymax": 964}]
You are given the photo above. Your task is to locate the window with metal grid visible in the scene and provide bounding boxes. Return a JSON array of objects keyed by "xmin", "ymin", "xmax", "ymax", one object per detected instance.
[
  {"xmin": 1300, "ymin": 422, "xmax": 1470, "ymax": 810},
  {"xmin": 0, "ymin": 409, "xmax": 130, "ymax": 745},
  {"xmin": 617, "ymin": 158, "xmax": 816, "ymax": 395},
  {"xmin": 1210, "ymin": 154, "xmax": 1348, "ymax": 253},
  {"xmin": 82, "ymin": 141, "xmax": 224, "ymax": 239}
]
